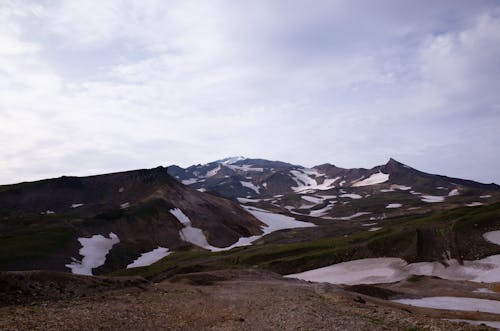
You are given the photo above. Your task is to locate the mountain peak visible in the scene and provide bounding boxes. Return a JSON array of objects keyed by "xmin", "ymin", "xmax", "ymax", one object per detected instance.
[
  {"xmin": 216, "ymin": 156, "xmax": 246, "ymax": 165},
  {"xmin": 385, "ymin": 158, "xmax": 410, "ymax": 167}
]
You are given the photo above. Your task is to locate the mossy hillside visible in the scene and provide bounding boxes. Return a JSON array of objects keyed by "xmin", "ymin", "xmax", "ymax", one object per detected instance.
[
  {"xmin": 0, "ymin": 227, "xmax": 74, "ymax": 267},
  {"xmin": 112, "ymin": 202, "xmax": 500, "ymax": 279}
]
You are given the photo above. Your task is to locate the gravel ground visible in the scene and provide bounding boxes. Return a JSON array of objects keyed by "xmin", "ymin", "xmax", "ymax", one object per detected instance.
[{"xmin": 0, "ymin": 270, "xmax": 492, "ymax": 331}]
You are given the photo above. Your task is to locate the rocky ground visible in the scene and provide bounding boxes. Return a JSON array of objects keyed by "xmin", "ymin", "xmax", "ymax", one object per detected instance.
[{"xmin": 0, "ymin": 269, "xmax": 494, "ymax": 331}]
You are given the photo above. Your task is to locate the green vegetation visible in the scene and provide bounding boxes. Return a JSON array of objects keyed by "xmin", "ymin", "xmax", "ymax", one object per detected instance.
[
  {"xmin": 0, "ymin": 227, "xmax": 73, "ymax": 267},
  {"xmin": 111, "ymin": 202, "xmax": 500, "ymax": 280}
]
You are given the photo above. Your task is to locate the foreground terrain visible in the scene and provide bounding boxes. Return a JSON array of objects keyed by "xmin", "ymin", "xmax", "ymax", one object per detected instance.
[{"xmin": 1, "ymin": 269, "xmax": 496, "ymax": 331}]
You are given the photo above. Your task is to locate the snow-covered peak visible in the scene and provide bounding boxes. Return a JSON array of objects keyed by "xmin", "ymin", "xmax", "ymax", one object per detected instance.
[{"xmin": 217, "ymin": 156, "xmax": 246, "ymax": 165}]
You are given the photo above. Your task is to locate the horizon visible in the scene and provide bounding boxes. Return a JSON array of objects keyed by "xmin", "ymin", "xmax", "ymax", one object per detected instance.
[
  {"xmin": 1, "ymin": 155, "xmax": 498, "ymax": 186},
  {"xmin": 1, "ymin": 1, "xmax": 499, "ymax": 185}
]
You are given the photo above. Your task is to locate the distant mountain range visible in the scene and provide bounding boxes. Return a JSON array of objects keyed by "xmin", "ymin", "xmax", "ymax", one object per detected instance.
[
  {"xmin": 1, "ymin": 156, "xmax": 499, "ymax": 275},
  {"xmin": 168, "ymin": 157, "xmax": 500, "ymax": 220}
]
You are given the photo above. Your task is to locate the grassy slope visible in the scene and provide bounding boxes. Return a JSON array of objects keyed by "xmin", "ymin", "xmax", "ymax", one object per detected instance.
[{"xmin": 111, "ymin": 202, "xmax": 500, "ymax": 279}]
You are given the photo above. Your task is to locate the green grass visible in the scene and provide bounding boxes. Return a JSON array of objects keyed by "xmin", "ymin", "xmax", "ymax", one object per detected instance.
[
  {"xmin": 0, "ymin": 227, "xmax": 73, "ymax": 266},
  {"xmin": 110, "ymin": 202, "xmax": 500, "ymax": 279}
]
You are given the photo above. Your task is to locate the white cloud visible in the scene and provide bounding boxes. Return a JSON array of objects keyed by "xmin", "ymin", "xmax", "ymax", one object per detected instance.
[{"xmin": 0, "ymin": 1, "xmax": 499, "ymax": 184}]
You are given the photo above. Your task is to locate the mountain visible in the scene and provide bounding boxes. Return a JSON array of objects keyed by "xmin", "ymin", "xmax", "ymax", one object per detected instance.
[
  {"xmin": 168, "ymin": 157, "xmax": 500, "ymax": 222},
  {"xmin": 2, "ymin": 158, "xmax": 500, "ymax": 329},
  {"xmin": 2, "ymin": 157, "xmax": 499, "ymax": 276},
  {"xmin": 0, "ymin": 167, "xmax": 265, "ymax": 274}
]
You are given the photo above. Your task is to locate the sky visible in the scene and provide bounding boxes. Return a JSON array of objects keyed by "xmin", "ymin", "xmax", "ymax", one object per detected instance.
[{"xmin": 1, "ymin": 0, "xmax": 500, "ymax": 185}]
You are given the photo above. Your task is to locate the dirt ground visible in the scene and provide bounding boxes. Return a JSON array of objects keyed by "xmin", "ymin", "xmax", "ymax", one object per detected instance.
[{"xmin": 0, "ymin": 269, "xmax": 495, "ymax": 331}]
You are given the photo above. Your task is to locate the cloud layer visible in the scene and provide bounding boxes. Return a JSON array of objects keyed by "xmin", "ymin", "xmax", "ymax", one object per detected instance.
[{"xmin": 1, "ymin": 0, "xmax": 499, "ymax": 184}]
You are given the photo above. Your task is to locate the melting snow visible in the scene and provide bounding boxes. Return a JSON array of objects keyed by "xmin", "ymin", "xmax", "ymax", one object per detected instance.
[
  {"xmin": 368, "ymin": 227, "xmax": 382, "ymax": 232},
  {"xmin": 243, "ymin": 206, "xmax": 315, "ymax": 233},
  {"xmin": 66, "ymin": 233, "xmax": 120, "ymax": 275},
  {"xmin": 466, "ymin": 202, "xmax": 483, "ymax": 207},
  {"xmin": 170, "ymin": 208, "xmax": 214, "ymax": 250},
  {"xmin": 448, "ymin": 189, "xmax": 460, "ymax": 196},
  {"xmin": 484, "ymin": 231, "xmax": 500, "ymax": 245},
  {"xmin": 288, "ymin": 253, "xmax": 500, "ymax": 285},
  {"xmin": 120, "ymin": 202, "xmax": 130, "ymax": 209},
  {"xmin": 71, "ymin": 203, "xmax": 84, "ymax": 208},
  {"xmin": 340, "ymin": 193, "xmax": 362, "ymax": 199},
  {"xmin": 182, "ymin": 178, "xmax": 199, "ymax": 185},
  {"xmin": 391, "ymin": 184, "xmax": 412, "ymax": 190},
  {"xmin": 393, "ymin": 297, "xmax": 500, "ymax": 314},
  {"xmin": 421, "ymin": 195, "xmax": 445, "ymax": 203},
  {"xmin": 290, "ymin": 169, "xmax": 318, "ymax": 191},
  {"xmin": 474, "ymin": 288, "xmax": 496, "ymax": 294},
  {"xmin": 205, "ymin": 165, "xmax": 221, "ymax": 177},
  {"xmin": 480, "ymin": 195, "xmax": 492, "ymax": 199},
  {"xmin": 127, "ymin": 247, "xmax": 171, "ymax": 268},
  {"xmin": 240, "ymin": 181, "xmax": 260, "ymax": 194},
  {"xmin": 237, "ymin": 197, "xmax": 261, "ymax": 203},
  {"xmin": 309, "ymin": 203, "xmax": 335, "ymax": 217},
  {"xmin": 352, "ymin": 172, "xmax": 389, "ymax": 187},
  {"xmin": 214, "ymin": 207, "xmax": 316, "ymax": 251},
  {"xmin": 286, "ymin": 258, "xmax": 408, "ymax": 285},
  {"xmin": 334, "ymin": 212, "xmax": 371, "ymax": 220},
  {"xmin": 301, "ymin": 196, "xmax": 324, "ymax": 204},
  {"xmin": 226, "ymin": 164, "xmax": 264, "ymax": 172},
  {"xmin": 319, "ymin": 195, "xmax": 337, "ymax": 199},
  {"xmin": 218, "ymin": 156, "xmax": 246, "ymax": 165},
  {"xmin": 170, "ymin": 207, "xmax": 314, "ymax": 252},
  {"xmin": 386, "ymin": 203, "xmax": 402, "ymax": 209}
]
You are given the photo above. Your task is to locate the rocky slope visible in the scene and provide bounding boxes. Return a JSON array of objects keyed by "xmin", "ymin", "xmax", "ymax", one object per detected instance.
[
  {"xmin": 168, "ymin": 157, "xmax": 500, "ymax": 222},
  {"xmin": 0, "ymin": 167, "xmax": 264, "ymax": 274}
]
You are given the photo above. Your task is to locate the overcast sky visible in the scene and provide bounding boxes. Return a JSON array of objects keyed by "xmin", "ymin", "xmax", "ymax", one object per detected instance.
[{"xmin": 1, "ymin": 0, "xmax": 499, "ymax": 185}]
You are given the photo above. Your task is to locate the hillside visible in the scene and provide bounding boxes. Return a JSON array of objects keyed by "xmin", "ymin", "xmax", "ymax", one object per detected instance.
[{"xmin": 0, "ymin": 167, "xmax": 264, "ymax": 274}]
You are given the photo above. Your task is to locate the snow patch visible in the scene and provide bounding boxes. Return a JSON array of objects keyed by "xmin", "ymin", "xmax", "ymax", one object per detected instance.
[
  {"xmin": 237, "ymin": 197, "xmax": 261, "ymax": 203},
  {"xmin": 205, "ymin": 165, "xmax": 221, "ymax": 177},
  {"xmin": 226, "ymin": 164, "xmax": 264, "ymax": 172},
  {"xmin": 301, "ymin": 196, "xmax": 324, "ymax": 204},
  {"xmin": 286, "ymin": 258, "xmax": 407, "ymax": 285},
  {"xmin": 334, "ymin": 212, "xmax": 371, "ymax": 220},
  {"xmin": 71, "ymin": 203, "xmax": 84, "ymax": 208},
  {"xmin": 66, "ymin": 233, "xmax": 120, "ymax": 275},
  {"xmin": 170, "ymin": 208, "xmax": 214, "ymax": 250},
  {"xmin": 309, "ymin": 203, "xmax": 335, "ymax": 217},
  {"xmin": 287, "ymin": 253, "xmax": 500, "ymax": 285},
  {"xmin": 448, "ymin": 189, "xmax": 460, "ymax": 196},
  {"xmin": 214, "ymin": 207, "xmax": 316, "ymax": 251},
  {"xmin": 386, "ymin": 203, "xmax": 402, "ymax": 209},
  {"xmin": 218, "ymin": 156, "xmax": 246, "ymax": 165},
  {"xmin": 393, "ymin": 297, "xmax": 500, "ymax": 315},
  {"xmin": 182, "ymin": 178, "xmax": 199, "ymax": 185},
  {"xmin": 483, "ymin": 231, "xmax": 500, "ymax": 246},
  {"xmin": 466, "ymin": 202, "xmax": 483, "ymax": 207},
  {"xmin": 340, "ymin": 193, "xmax": 362, "ymax": 199},
  {"xmin": 240, "ymin": 181, "xmax": 260, "ymax": 194},
  {"xmin": 127, "ymin": 247, "xmax": 171, "ymax": 268},
  {"xmin": 421, "ymin": 195, "xmax": 445, "ymax": 203},
  {"xmin": 352, "ymin": 172, "xmax": 389, "ymax": 187}
]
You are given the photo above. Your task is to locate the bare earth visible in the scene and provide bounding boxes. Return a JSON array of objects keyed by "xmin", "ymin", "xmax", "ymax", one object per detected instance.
[{"xmin": 0, "ymin": 270, "xmax": 494, "ymax": 331}]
